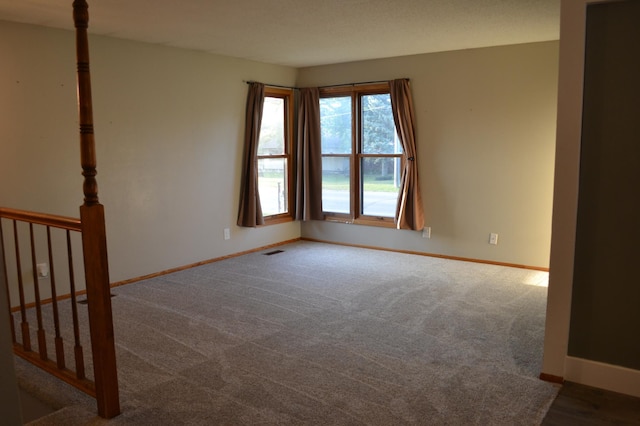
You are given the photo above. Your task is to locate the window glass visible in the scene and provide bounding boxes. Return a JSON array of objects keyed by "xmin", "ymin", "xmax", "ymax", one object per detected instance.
[
  {"xmin": 320, "ymin": 97, "xmax": 352, "ymax": 154},
  {"xmin": 361, "ymin": 94, "xmax": 401, "ymax": 154},
  {"xmin": 258, "ymin": 97, "xmax": 285, "ymax": 155},
  {"xmin": 257, "ymin": 90, "xmax": 292, "ymax": 221},
  {"xmin": 321, "ymin": 157, "xmax": 351, "ymax": 214},
  {"xmin": 321, "ymin": 96, "xmax": 353, "ymax": 214},
  {"xmin": 361, "ymin": 157, "xmax": 402, "ymax": 217},
  {"xmin": 258, "ymin": 158, "xmax": 287, "ymax": 216}
]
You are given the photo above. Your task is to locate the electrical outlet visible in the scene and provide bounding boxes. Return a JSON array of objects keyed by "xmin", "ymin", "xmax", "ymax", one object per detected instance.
[
  {"xmin": 422, "ymin": 227, "xmax": 431, "ymax": 239},
  {"xmin": 36, "ymin": 263, "xmax": 49, "ymax": 278},
  {"xmin": 223, "ymin": 228, "xmax": 230, "ymax": 240},
  {"xmin": 489, "ymin": 233, "xmax": 499, "ymax": 245}
]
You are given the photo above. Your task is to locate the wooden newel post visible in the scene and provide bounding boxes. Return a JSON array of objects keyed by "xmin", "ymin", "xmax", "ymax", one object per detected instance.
[{"xmin": 73, "ymin": 0, "xmax": 120, "ymax": 419}]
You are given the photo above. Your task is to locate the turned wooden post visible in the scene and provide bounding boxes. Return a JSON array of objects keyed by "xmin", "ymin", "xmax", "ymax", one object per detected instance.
[{"xmin": 73, "ymin": 0, "xmax": 120, "ymax": 419}]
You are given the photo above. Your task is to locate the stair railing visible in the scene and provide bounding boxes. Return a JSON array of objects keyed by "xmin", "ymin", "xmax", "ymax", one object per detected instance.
[{"xmin": 0, "ymin": 0, "xmax": 120, "ymax": 419}]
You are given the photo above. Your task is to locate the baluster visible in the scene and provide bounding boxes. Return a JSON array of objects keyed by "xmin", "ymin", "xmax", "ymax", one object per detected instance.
[
  {"xmin": 29, "ymin": 223, "xmax": 47, "ymax": 360},
  {"xmin": 0, "ymin": 220, "xmax": 16, "ymax": 343},
  {"xmin": 67, "ymin": 230, "xmax": 85, "ymax": 379},
  {"xmin": 47, "ymin": 226, "xmax": 65, "ymax": 369},
  {"xmin": 13, "ymin": 220, "xmax": 30, "ymax": 351}
]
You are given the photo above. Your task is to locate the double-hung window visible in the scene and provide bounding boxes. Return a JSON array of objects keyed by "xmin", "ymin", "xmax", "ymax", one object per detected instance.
[
  {"xmin": 320, "ymin": 83, "xmax": 402, "ymax": 226},
  {"xmin": 257, "ymin": 87, "xmax": 294, "ymax": 223}
]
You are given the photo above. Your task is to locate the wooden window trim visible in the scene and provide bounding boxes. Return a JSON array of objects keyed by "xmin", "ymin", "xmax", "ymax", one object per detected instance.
[{"xmin": 320, "ymin": 82, "xmax": 400, "ymax": 226}]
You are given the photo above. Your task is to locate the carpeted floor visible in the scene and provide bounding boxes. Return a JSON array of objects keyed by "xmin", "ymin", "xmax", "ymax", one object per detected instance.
[{"xmin": 17, "ymin": 241, "xmax": 558, "ymax": 425}]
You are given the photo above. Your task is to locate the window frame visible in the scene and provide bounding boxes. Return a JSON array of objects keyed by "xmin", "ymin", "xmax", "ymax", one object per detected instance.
[
  {"xmin": 320, "ymin": 83, "xmax": 403, "ymax": 227},
  {"xmin": 257, "ymin": 87, "xmax": 295, "ymax": 225}
]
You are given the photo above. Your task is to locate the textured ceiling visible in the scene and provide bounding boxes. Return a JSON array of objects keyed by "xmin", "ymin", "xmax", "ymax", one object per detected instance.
[{"xmin": 0, "ymin": 0, "xmax": 560, "ymax": 67}]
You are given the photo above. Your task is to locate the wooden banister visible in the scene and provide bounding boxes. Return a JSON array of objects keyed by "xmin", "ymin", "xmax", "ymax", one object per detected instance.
[
  {"xmin": 73, "ymin": 0, "xmax": 120, "ymax": 419},
  {"xmin": 0, "ymin": 211, "xmax": 93, "ymax": 397},
  {"xmin": 1, "ymin": 1, "xmax": 120, "ymax": 419},
  {"xmin": 1, "ymin": 211, "xmax": 93, "ymax": 397},
  {"xmin": 0, "ymin": 208, "xmax": 81, "ymax": 231},
  {"xmin": 74, "ymin": 0, "xmax": 98, "ymax": 207}
]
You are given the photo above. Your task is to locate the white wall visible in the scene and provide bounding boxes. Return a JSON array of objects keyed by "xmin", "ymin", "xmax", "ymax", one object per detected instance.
[
  {"xmin": 297, "ymin": 41, "xmax": 559, "ymax": 268},
  {"xmin": 0, "ymin": 21, "xmax": 300, "ymax": 283}
]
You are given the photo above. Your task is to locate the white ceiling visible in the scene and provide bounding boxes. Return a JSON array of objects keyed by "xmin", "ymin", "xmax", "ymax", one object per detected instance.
[{"xmin": 0, "ymin": 0, "xmax": 560, "ymax": 67}]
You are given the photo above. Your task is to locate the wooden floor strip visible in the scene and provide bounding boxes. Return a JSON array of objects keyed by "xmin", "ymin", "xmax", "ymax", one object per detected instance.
[{"xmin": 542, "ymin": 381, "xmax": 640, "ymax": 425}]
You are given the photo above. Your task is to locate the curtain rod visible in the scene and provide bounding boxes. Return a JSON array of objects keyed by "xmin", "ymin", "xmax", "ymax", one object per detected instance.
[
  {"xmin": 317, "ymin": 78, "xmax": 408, "ymax": 89},
  {"xmin": 244, "ymin": 78, "xmax": 409, "ymax": 90},
  {"xmin": 243, "ymin": 80, "xmax": 297, "ymax": 90}
]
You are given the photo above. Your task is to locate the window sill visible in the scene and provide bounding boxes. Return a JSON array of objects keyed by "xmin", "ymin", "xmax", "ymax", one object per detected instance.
[
  {"xmin": 353, "ymin": 218, "xmax": 396, "ymax": 228},
  {"xmin": 262, "ymin": 215, "xmax": 294, "ymax": 226},
  {"xmin": 323, "ymin": 215, "xmax": 396, "ymax": 229}
]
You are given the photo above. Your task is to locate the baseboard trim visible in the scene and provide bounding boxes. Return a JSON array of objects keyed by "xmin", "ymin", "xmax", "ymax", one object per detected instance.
[
  {"xmin": 300, "ymin": 237, "xmax": 549, "ymax": 272},
  {"xmin": 539, "ymin": 372, "xmax": 564, "ymax": 384},
  {"xmin": 110, "ymin": 238, "xmax": 301, "ymax": 288},
  {"xmin": 565, "ymin": 356, "xmax": 640, "ymax": 398}
]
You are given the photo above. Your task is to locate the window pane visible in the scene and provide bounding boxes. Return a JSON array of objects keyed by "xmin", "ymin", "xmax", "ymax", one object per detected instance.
[
  {"xmin": 361, "ymin": 157, "xmax": 401, "ymax": 217},
  {"xmin": 320, "ymin": 97, "xmax": 352, "ymax": 154},
  {"xmin": 362, "ymin": 94, "xmax": 401, "ymax": 155},
  {"xmin": 258, "ymin": 158, "xmax": 287, "ymax": 216},
  {"xmin": 322, "ymin": 156, "xmax": 350, "ymax": 213},
  {"xmin": 258, "ymin": 97, "xmax": 285, "ymax": 155}
]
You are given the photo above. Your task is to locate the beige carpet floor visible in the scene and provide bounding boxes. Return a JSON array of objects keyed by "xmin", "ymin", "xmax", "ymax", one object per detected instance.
[{"xmin": 17, "ymin": 241, "xmax": 558, "ymax": 425}]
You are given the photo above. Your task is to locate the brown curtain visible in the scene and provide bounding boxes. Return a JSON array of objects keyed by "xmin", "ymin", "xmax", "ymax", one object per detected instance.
[
  {"xmin": 390, "ymin": 79, "xmax": 425, "ymax": 230},
  {"xmin": 295, "ymin": 88, "xmax": 323, "ymax": 221},
  {"xmin": 237, "ymin": 82, "xmax": 265, "ymax": 227}
]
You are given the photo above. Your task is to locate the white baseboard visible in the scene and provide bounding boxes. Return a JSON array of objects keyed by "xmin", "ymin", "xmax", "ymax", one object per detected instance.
[{"xmin": 565, "ymin": 356, "xmax": 640, "ymax": 398}]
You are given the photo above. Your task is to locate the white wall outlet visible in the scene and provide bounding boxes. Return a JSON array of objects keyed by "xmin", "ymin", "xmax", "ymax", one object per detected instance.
[
  {"xmin": 223, "ymin": 228, "xmax": 231, "ymax": 240},
  {"xmin": 489, "ymin": 233, "xmax": 499, "ymax": 245},
  {"xmin": 36, "ymin": 263, "xmax": 49, "ymax": 278},
  {"xmin": 422, "ymin": 227, "xmax": 431, "ymax": 239}
]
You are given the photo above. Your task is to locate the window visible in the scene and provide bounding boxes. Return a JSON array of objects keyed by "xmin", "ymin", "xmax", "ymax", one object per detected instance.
[
  {"xmin": 257, "ymin": 87, "xmax": 294, "ymax": 223},
  {"xmin": 320, "ymin": 84, "xmax": 402, "ymax": 225}
]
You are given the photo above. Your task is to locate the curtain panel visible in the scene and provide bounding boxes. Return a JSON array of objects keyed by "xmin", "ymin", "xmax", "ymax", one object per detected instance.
[
  {"xmin": 237, "ymin": 82, "xmax": 265, "ymax": 227},
  {"xmin": 390, "ymin": 79, "xmax": 425, "ymax": 230},
  {"xmin": 295, "ymin": 88, "xmax": 324, "ymax": 221}
]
